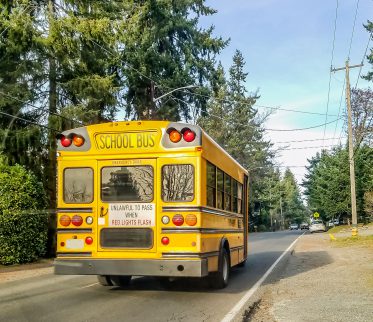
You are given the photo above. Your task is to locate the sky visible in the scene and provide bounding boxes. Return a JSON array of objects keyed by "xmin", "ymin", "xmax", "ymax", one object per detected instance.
[{"xmin": 200, "ymin": 0, "xmax": 372, "ymax": 186}]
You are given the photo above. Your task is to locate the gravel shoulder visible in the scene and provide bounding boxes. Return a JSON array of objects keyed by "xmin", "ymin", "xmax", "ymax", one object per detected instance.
[
  {"xmin": 0, "ymin": 259, "xmax": 53, "ymax": 284},
  {"xmin": 240, "ymin": 229, "xmax": 373, "ymax": 322}
]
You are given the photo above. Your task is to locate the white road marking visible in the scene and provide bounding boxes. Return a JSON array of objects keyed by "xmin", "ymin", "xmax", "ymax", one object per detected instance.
[
  {"xmin": 221, "ymin": 232, "xmax": 305, "ymax": 322},
  {"xmin": 80, "ymin": 282, "xmax": 99, "ymax": 289}
]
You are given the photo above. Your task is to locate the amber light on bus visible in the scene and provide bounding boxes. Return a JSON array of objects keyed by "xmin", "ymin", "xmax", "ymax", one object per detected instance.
[
  {"xmin": 72, "ymin": 135, "xmax": 85, "ymax": 147},
  {"xmin": 185, "ymin": 214, "xmax": 197, "ymax": 226},
  {"xmin": 168, "ymin": 129, "xmax": 182, "ymax": 143},
  {"xmin": 59, "ymin": 215, "xmax": 71, "ymax": 227}
]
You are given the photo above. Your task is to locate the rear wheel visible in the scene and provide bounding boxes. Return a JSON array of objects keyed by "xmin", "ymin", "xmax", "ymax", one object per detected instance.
[
  {"xmin": 110, "ymin": 275, "xmax": 132, "ymax": 287},
  {"xmin": 209, "ymin": 248, "xmax": 230, "ymax": 289},
  {"xmin": 97, "ymin": 275, "xmax": 113, "ymax": 286}
]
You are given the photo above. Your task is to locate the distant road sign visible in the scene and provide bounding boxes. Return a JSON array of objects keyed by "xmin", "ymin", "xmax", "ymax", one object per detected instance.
[{"xmin": 313, "ymin": 212, "xmax": 320, "ymax": 218}]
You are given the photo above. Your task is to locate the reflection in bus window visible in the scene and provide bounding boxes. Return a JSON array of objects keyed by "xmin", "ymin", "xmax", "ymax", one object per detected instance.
[
  {"xmin": 162, "ymin": 164, "xmax": 194, "ymax": 202},
  {"xmin": 101, "ymin": 166, "xmax": 153, "ymax": 202},
  {"xmin": 64, "ymin": 168, "xmax": 93, "ymax": 203}
]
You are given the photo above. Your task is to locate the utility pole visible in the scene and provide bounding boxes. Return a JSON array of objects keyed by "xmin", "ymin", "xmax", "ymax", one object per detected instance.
[{"xmin": 332, "ymin": 60, "xmax": 363, "ymax": 236}]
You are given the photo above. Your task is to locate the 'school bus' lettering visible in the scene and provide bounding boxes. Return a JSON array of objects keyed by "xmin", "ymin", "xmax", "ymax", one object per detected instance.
[
  {"xmin": 55, "ymin": 121, "xmax": 249, "ymax": 289},
  {"xmin": 96, "ymin": 132, "xmax": 155, "ymax": 150}
]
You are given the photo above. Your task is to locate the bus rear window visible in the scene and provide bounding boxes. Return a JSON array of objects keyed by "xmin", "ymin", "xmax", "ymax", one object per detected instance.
[
  {"xmin": 101, "ymin": 166, "xmax": 153, "ymax": 202},
  {"xmin": 162, "ymin": 164, "xmax": 194, "ymax": 202},
  {"xmin": 63, "ymin": 168, "xmax": 93, "ymax": 203}
]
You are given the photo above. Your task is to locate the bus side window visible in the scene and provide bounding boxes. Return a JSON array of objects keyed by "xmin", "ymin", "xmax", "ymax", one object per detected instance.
[
  {"xmin": 216, "ymin": 168, "xmax": 224, "ymax": 210},
  {"xmin": 224, "ymin": 173, "xmax": 232, "ymax": 211},
  {"xmin": 207, "ymin": 162, "xmax": 216, "ymax": 207}
]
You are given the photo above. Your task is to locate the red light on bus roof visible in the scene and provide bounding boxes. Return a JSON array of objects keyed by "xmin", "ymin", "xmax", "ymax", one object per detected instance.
[
  {"xmin": 182, "ymin": 128, "xmax": 195, "ymax": 142},
  {"xmin": 60, "ymin": 135, "xmax": 72, "ymax": 147}
]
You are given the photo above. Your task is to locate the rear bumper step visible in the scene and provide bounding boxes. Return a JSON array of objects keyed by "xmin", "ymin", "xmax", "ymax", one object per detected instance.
[{"xmin": 54, "ymin": 258, "xmax": 208, "ymax": 277}]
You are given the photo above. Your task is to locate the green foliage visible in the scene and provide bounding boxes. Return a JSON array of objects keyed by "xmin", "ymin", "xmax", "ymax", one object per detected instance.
[
  {"xmin": 0, "ymin": 161, "xmax": 48, "ymax": 265},
  {"xmin": 302, "ymin": 145, "xmax": 373, "ymax": 222}
]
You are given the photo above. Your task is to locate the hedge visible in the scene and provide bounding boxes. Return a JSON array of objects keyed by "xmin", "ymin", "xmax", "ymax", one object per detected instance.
[{"xmin": 0, "ymin": 161, "xmax": 48, "ymax": 265}]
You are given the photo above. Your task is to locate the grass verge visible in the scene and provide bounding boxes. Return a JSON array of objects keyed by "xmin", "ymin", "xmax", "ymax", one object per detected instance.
[{"xmin": 331, "ymin": 235, "xmax": 373, "ymax": 247}]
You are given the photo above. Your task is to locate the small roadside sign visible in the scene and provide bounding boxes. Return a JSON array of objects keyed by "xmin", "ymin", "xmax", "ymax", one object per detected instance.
[{"xmin": 313, "ymin": 212, "xmax": 320, "ymax": 218}]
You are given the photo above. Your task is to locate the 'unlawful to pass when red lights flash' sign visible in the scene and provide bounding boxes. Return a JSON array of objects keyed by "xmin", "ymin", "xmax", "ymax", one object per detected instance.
[{"xmin": 108, "ymin": 203, "xmax": 155, "ymax": 227}]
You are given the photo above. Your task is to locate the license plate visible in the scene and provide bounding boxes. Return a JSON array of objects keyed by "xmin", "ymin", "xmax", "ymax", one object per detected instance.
[{"xmin": 66, "ymin": 239, "xmax": 84, "ymax": 249}]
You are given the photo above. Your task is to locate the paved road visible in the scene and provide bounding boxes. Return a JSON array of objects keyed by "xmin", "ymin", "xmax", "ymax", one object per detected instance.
[{"xmin": 0, "ymin": 230, "xmax": 303, "ymax": 322}]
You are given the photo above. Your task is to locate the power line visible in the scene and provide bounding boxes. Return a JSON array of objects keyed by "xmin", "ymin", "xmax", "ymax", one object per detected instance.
[
  {"xmin": 347, "ymin": 0, "xmax": 360, "ymax": 59},
  {"xmin": 0, "ymin": 91, "xmax": 85, "ymax": 126},
  {"xmin": 354, "ymin": 33, "xmax": 372, "ymax": 89},
  {"xmin": 273, "ymin": 136, "xmax": 346, "ymax": 144},
  {"xmin": 171, "ymin": 94, "xmax": 344, "ymax": 132},
  {"xmin": 323, "ymin": 0, "xmax": 339, "ymax": 147},
  {"xmin": 279, "ymin": 144, "xmax": 342, "ymax": 151},
  {"xmin": 0, "ymin": 111, "xmax": 60, "ymax": 133}
]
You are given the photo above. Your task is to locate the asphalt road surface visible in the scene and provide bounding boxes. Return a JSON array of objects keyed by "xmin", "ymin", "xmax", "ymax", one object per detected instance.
[{"xmin": 0, "ymin": 230, "xmax": 303, "ymax": 322}]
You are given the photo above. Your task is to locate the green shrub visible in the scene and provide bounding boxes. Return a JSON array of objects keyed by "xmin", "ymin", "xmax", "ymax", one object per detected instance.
[
  {"xmin": 258, "ymin": 224, "xmax": 267, "ymax": 232},
  {"xmin": 0, "ymin": 161, "xmax": 48, "ymax": 265}
]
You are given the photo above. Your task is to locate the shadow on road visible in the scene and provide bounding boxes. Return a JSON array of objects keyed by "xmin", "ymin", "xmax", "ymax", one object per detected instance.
[{"xmin": 106, "ymin": 250, "xmax": 333, "ymax": 294}]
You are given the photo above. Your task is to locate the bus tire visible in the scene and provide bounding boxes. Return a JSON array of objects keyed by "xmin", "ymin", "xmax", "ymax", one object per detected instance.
[
  {"xmin": 110, "ymin": 275, "xmax": 132, "ymax": 287},
  {"xmin": 209, "ymin": 247, "xmax": 230, "ymax": 289},
  {"xmin": 97, "ymin": 275, "xmax": 113, "ymax": 286}
]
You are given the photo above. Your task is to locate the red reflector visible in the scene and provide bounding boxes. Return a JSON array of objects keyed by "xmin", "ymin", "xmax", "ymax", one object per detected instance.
[
  {"xmin": 172, "ymin": 214, "xmax": 184, "ymax": 226},
  {"xmin": 60, "ymin": 135, "xmax": 72, "ymax": 147},
  {"xmin": 71, "ymin": 215, "xmax": 83, "ymax": 226},
  {"xmin": 60, "ymin": 242, "xmax": 65, "ymax": 247},
  {"xmin": 183, "ymin": 129, "xmax": 195, "ymax": 142},
  {"xmin": 161, "ymin": 237, "xmax": 169, "ymax": 245},
  {"xmin": 59, "ymin": 215, "xmax": 71, "ymax": 227},
  {"xmin": 85, "ymin": 237, "xmax": 93, "ymax": 245}
]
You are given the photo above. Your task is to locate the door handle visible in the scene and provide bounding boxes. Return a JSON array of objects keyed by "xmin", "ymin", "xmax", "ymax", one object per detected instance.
[{"xmin": 100, "ymin": 206, "xmax": 108, "ymax": 217}]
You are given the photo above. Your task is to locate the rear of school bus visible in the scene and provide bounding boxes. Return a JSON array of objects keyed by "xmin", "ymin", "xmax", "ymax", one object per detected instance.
[{"xmin": 54, "ymin": 120, "xmax": 247, "ymax": 288}]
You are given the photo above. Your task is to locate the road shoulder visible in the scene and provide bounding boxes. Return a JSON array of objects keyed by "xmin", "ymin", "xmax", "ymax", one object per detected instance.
[
  {"xmin": 238, "ymin": 231, "xmax": 373, "ymax": 322},
  {"xmin": 0, "ymin": 259, "xmax": 53, "ymax": 284}
]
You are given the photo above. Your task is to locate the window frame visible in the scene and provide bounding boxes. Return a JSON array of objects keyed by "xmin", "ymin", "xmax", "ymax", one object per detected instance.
[
  {"xmin": 161, "ymin": 164, "xmax": 195, "ymax": 203},
  {"xmin": 100, "ymin": 165, "xmax": 154, "ymax": 203},
  {"xmin": 63, "ymin": 167, "xmax": 94, "ymax": 204}
]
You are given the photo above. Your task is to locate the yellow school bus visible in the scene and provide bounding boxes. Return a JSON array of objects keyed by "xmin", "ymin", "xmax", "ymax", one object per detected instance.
[{"xmin": 54, "ymin": 121, "xmax": 249, "ymax": 288}]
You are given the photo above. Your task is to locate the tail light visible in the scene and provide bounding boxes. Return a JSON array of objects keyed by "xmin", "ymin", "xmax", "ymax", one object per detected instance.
[
  {"xmin": 73, "ymin": 135, "xmax": 85, "ymax": 147},
  {"xmin": 161, "ymin": 215, "xmax": 170, "ymax": 224},
  {"xmin": 161, "ymin": 237, "xmax": 170, "ymax": 245},
  {"xmin": 60, "ymin": 135, "xmax": 72, "ymax": 147},
  {"xmin": 71, "ymin": 215, "xmax": 83, "ymax": 226},
  {"xmin": 168, "ymin": 129, "xmax": 182, "ymax": 143},
  {"xmin": 185, "ymin": 214, "xmax": 197, "ymax": 226},
  {"xmin": 172, "ymin": 214, "xmax": 184, "ymax": 226},
  {"xmin": 59, "ymin": 215, "xmax": 71, "ymax": 227},
  {"xmin": 182, "ymin": 128, "xmax": 196, "ymax": 142},
  {"xmin": 85, "ymin": 237, "xmax": 93, "ymax": 245}
]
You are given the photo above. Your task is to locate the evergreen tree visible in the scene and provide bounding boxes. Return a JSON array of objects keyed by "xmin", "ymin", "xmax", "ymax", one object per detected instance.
[{"xmin": 119, "ymin": 0, "xmax": 227, "ymax": 120}]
